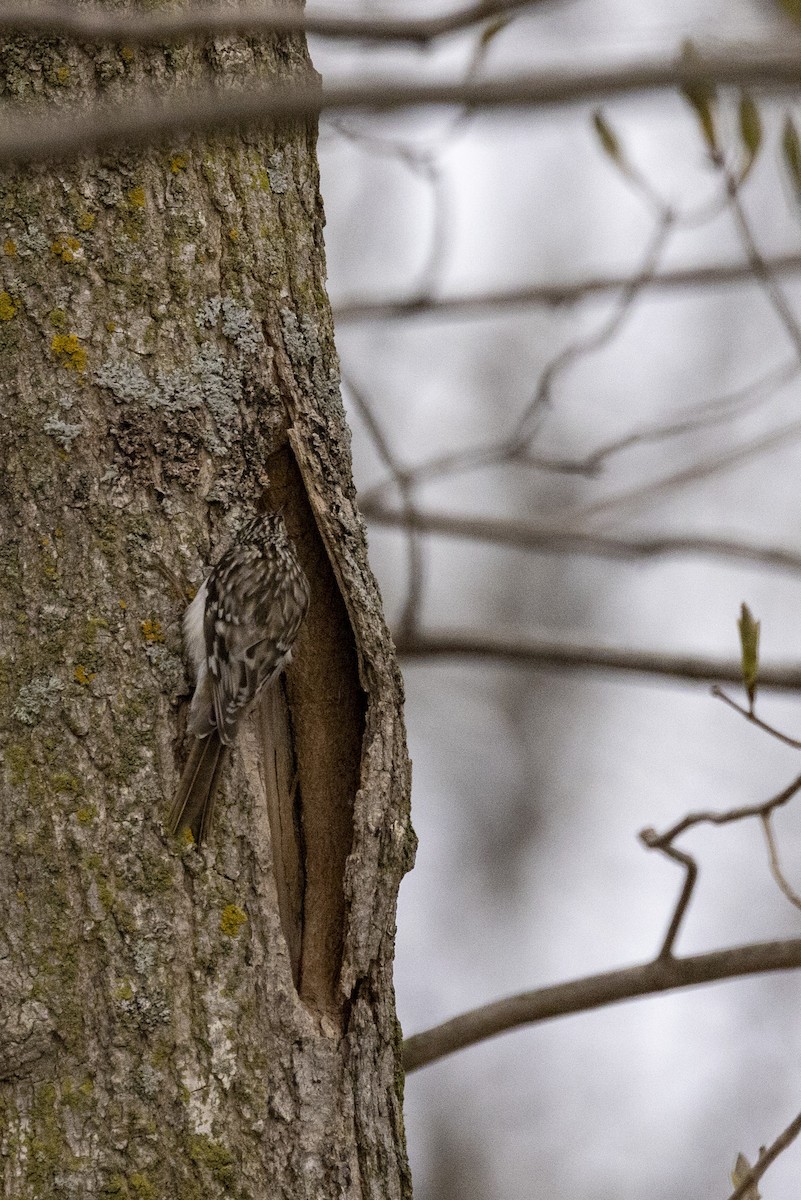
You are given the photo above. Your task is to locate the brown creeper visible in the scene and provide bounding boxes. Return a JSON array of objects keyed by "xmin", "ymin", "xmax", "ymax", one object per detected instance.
[{"xmin": 167, "ymin": 512, "xmax": 310, "ymax": 845}]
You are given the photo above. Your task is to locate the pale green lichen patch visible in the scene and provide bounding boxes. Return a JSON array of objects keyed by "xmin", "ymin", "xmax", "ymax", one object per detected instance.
[
  {"xmin": 12, "ymin": 674, "xmax": 64, "ymax": 725},
  {"xmin": 266, "ymin": 149, "xmax": 290, "ymax": 194},
  {"xmin": 196, "ymin": 296, "xmax": 262, "ymax": 356},
  {"xmin": 96, "ymin": 360, "xmax": 161, "ymax": 407},
  {"xmin": 43, "ymin": 415, "xmax": 83, "ymax": 449}
]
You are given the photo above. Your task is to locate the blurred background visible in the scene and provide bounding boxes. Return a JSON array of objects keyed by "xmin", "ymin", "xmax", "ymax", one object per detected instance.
[{"xmin": 312, "ymin": 2, "xmax": 801, "ymax": 1196}]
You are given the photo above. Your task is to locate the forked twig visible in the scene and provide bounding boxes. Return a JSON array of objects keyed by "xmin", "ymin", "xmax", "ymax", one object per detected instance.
[{"xmin": 712, "ymin": 686, "xmax": 801, "ymax": 750}]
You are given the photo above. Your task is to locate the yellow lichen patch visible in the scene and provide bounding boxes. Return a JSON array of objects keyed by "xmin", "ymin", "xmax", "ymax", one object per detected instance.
[
  {"xmin": 105, "ymin": 320, "xmax": 117, "ymax": 333},
  {"xmin": 127, "ymin": 186, "xmax": 146, "ymax": 210},
  {"xmin": 51, "ymin": 235, "xmax": 82, "ymax": 263},
  {"xmin": 0, "ymin": 291, "xmax": 17, "ymax": 321},
  {"xmin": 3, "ymin": 238, "xmax": 16, "ymax": 255},
  {"xmin": 120, "ymin": 46, "xmax": 134, "ymax": 63},
  {"xmin": 55, "ymin": 66, "xmax": 71, "ymax": 85},
  {"xmin": 49, "ymin": 308, "xmax": 67, "ymax": 328},
  {"xmin": 169, "ymin": 153, "xmax": 188, "ymax": 174},
  {"xmin": 76, "ymin": 805, "xmax": 96, "ymax": 825},
  {"xmin": 73, "ymin": 664, "xmax": 95, "ymax": 686},
  {"xmin": 118, "ymin": 598, "xmax": 127, "ymax": 611},
  {"xmin": 77, "ymin": 211, "xmax": 95, "ymax": 231},
  {"xmin": 228, "ymin": 228, "xmax": 240, "ymax": 242},
  {"xmin": 219, "ymin": 904, "xmax": 247, "ymax": 937},
  {"xmin": 51, "ymin": 333, "xmax": 87, "ymax": 372},
  {"xmin": 140, "ymin": 618, "xmax": 165, "ymax": 644}
]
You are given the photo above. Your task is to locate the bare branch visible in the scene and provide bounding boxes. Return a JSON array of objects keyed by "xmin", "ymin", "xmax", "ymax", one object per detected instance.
[
  {"xmin": 638, "ymin": 833, "xmax": 698, "ymax": 958},
  {"xmin": 333, "ymin": 254, "xmax": 801, "ymax": 322},
  {"xmin": 726, "ymin": 1109, "xmax": 801, "ymax": 1200},
  {"xmin": 640, "ymin": 774, "xmax": 801, "ymax": 951},
  {"xmin": 360, "ymin": 500, "xmax": 801, "ymax": 577},
  {"xmin": 642, "ymin": 774, "xmax": 801, "ymax": 846},
  {"xmin": 0, "ymin": 0, "xmax": 543, "ymax": 45},
  {"xmin": 402, "ymin": 938, "xmax": 801, "ymax": 1071},
  {"xmin": 396, "ymin": 630, "xmax": 801, "ymax": 691},
  {"xmin": 8, "ymin": 51, "xmax": 801, "ymax": 164}
]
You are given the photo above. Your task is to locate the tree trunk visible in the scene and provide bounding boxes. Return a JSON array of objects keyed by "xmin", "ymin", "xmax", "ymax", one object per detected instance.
[{"xmin": 0, "ymin": 8, "xmax": 415, "ymax": 1197}]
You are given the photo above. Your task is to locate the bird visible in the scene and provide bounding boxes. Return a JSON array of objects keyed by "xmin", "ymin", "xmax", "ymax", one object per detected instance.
[{"xmin": 167, "ymin": 512, "xmax": 310, "ymax": 845}]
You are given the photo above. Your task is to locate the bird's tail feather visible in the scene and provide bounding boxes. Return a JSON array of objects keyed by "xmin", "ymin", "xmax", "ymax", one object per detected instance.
[{"xmin": 167, "ymin": 732, "xmax": 228, "ymax": 845}]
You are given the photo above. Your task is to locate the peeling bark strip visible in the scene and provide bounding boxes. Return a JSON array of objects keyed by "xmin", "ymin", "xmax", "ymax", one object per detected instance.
[
  {"xmin": 0, "ymin": 6, "xmax": 414, "ymax": 1197},
  {"xmin": 263, "ymin": 443, "xmax": 365, "ymax": 1020}
]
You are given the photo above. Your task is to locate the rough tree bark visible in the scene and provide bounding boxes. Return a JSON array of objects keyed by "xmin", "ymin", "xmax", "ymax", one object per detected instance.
[{"xmin": 0, "ymin": 6, "xmax": 415, "ymax": 1197}]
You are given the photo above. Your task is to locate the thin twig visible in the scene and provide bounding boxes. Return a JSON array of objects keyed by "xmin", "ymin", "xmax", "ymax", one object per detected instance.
[
  {"xmin": 326, "ymin": 120, "xmax": 455, "ymax": 303},
  {"xmin": 513, "ymin": 208, "xmax": 675, "ymax": 441},
  {"xmin": 761, "ymin": 812, "xmax": 801, "ymax": 913},
  {"xmin": 726, "ymin": 1108, "xmax": 801, "ymax": 1200},
  {"xmin": 342, "ymin": 373, "xmax": 424, "ymax": 639},
  {"xmin": 396, "ymin": 631, "xmax": 801, "ymax": 691},
  {"xmin": 565, "ymin": 150, "xmax": 801, "ymax": 527},
  {"xmin": 712, "ymin": 687, "xmax": 801, "ymax": 750},
  {"xmin": 402, "ymin": 938, "xmax": 801, "ymax": 1071},
  {"xmin": 725, "ymin": 170, "xmax": 801, "ymax": 360},
  {"xmin": 579, "ymin": 359, "xmax": 800, "ymax": 472},
  {"xmin": 327, "ymin": 16, "xmax": 494, "ymax": 308},
  {"xmin": 561, "ymin": 414, "xmax": 801, "ymax": 527}
]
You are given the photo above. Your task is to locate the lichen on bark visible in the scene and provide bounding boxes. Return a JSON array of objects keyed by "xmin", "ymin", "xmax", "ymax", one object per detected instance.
[{"xmin": 0, "ymin": 7, "xmax": 414, "ymax": 1197}]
